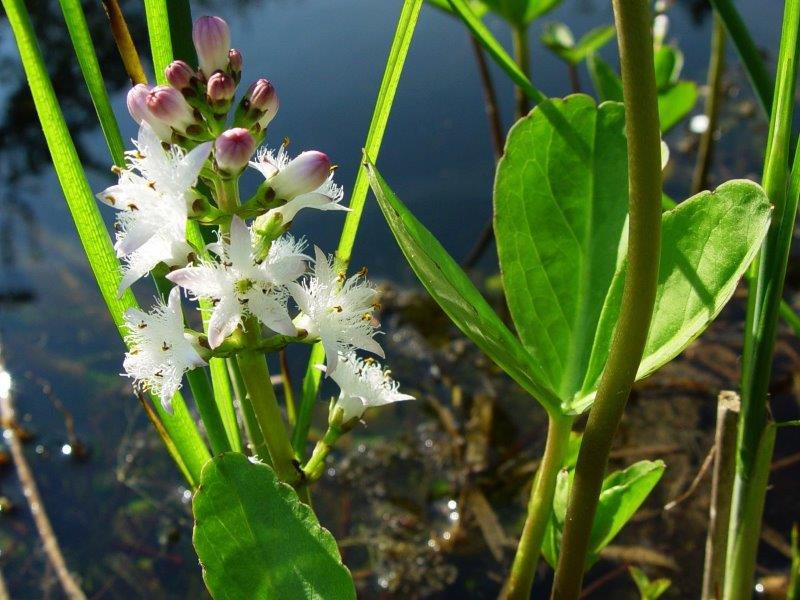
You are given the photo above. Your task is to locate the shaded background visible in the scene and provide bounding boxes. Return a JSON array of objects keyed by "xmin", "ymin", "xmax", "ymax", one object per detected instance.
[{"xmin": 0, "ymin": 0, "xmax": 793, "ymax": 597}]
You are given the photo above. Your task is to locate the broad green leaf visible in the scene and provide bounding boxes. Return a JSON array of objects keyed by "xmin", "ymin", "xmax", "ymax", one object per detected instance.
[
  {"xmin": 629, "ymin": 567, "xmax": 672, "ymax": 600},
  {"xmin": 542, "ymin": 460, "xmax": 665, "ymax": 567},
  {"xmin": 543, "ymin": 24, "xmax": 616, "ymax": 65},
  {"xmin": 3, "ymin": 0, "xmax": 210, "ymax": 485},
  {"xmin": 658, "ymin": 80, "xmax": 697, "ymax": 132},
  {"xmin": 366, "ymin": 159, "xmax": 561, "ymax": 414},
  {"xmin": 494, "ymin": 95, "xmax": 629, "ymax": 398},
  {"xmin": 193, "ymin": 453, "xmax": 355, "ymax": 599},
  {"xmin": 294, "ymin": 0, "xmax": 423, "ymax": 456},
  {"xmin": 588, "ymin": 54, "xmax": 623, "ymax": 102},
  {"xmin": 576, "ymin": 180, "xmax": 771, "ymax": 412}
]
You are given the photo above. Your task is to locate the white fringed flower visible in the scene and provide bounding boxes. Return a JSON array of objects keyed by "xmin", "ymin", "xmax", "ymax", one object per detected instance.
[
  {"xmin": 167, "ymin": 217, "xmax": 307, "ymax": 348},
  {"xmin": 123, "ymin": 287, "xmax": 206, "ymax": 412},
  {"xmin": 250, "ymin": 147, "xmax": 347, "ymax": 221},
  {"xmin": 288, "ymin": 247, "xmax": 383, "ymax": 373},
  {"xmin": 96, "ymin": 123, "xmax": 211, "ymax": 293},
  {"xmin": 318, "ymin": 352, "xmax": 413, "ymax": 422}
]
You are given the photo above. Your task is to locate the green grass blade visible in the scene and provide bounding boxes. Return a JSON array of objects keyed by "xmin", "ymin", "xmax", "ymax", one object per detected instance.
[
  {"xmin": 57, "ymin": 0, "xmax": 126, "ymax": 167},
  {"xmin": 447, "ymin": 0, "xmax": 546, "ymax": 105},
  {"xmin": 3, "ymin": 0, "xmax": 210, "ymax": 486},
  {"xmin": 143, "ymin": 0, "xmax": 173, "ymax": 83},
  {"xmin": 709, "ymin": 0, "xmax": 773, "ymax": 116},
  {"xmin": 292, "ymin": 0, "xmax": 424, "ymax": 457}
]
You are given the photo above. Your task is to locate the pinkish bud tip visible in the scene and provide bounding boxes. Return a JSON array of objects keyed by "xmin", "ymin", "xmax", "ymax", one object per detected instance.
[
  {"xmin": 127, "ymin": 84, "xmax": 172, "ymax": 140},
  {"xmin": 215, "ymin": 128, "xmax": 255, "ymax": 173},
  {"xmin": 248, "ymin": 79, "xmax": 279, "ymax": 127},
  {"xmin": 146, "ymin": 86, "xmax": 196, "ymax": 132},
  {"xmin": 270, "ymin": 151, "xmax": 331, "ymax": 199},
  {"xmin": 165, "ymin": 60, "xmax": 196, "ymax": 91},
  {"xmin": 192, "ymin": 16, "xmax": 231, "ymax": 77},
  {"xmin": 207, "ymin": 71, "xmax": 236, "ymax": 103}
]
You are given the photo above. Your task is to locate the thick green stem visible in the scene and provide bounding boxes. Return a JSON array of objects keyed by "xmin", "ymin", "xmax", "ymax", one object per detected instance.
[
  {"xmin": 551, "ymin": 1, "xmax": 662, "ymax": 597},
  {"xmin": 227, "ymin": 357, "xmax": 269, "ymax": 461},
  {"xmin": 501, "ymin": 415, "xmax": 573, "ymax": 599},
  {"xmin": 512, "ymin": 25, "xmax": 531, "ymax": 119},
  {"xmin": 691, "ymin": 14, "xmax": 726, "ymax": 195},
  {"xmin": 301, "ymin": 424, "xmax": 343, "ymax": 483},
  {"xmin": 727, "ymin": 0, "xmax": 800, "ymax": 593},
  {"xmin": 236, "ymin": 350, "xmax": 298, "ymax": 485}
]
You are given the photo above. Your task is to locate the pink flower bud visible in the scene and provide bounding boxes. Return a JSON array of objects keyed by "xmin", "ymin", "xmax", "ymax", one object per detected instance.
[
  {"xmin": 228, "ymin": 49, "xmax": 243, "ymax": 76},
  {"xmin": 192, "ymin": 16, "xmax": 231, "ymax": 77},
  {"xmin": 127, "ymin": 84, "xmax": 172, "ymax": 140},
  {"xmin": 215, "ymin": 128, "xmax": 255, "ymax": 173},
  {"xmin": 165, "ymin": 60, "xmax": 196, "ymax": 91},
  {"xmin": 146, "ymin": 86, "xmax": 196, "ymax": 132},
  {"xmin": 207, "ymin": 71, "xmax": 236, "ymax": 103},
  {"xmin": 249, "ymin": 79, "xmax": 279, "ymax": 127},
  {"xmin": 270, "ymin": 151, "xmax": 331, "ymax": 199}
]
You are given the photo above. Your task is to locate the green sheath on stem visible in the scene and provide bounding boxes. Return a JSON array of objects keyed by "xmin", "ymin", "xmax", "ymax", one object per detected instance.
[
  {"xmin": 551, "ymin": 0, "xmax": 662, "ymax": 597},
  {"xmin": 501, "ymin": 415, "xmax": 573, "ymax": 599}
]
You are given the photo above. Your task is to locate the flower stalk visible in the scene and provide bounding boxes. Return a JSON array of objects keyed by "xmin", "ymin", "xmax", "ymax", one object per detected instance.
[{"xmin": 550, "ymin": 0, "xmax": 663, "ymax": 596}]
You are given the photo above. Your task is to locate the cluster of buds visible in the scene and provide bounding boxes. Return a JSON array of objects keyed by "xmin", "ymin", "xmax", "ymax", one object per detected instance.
[{"xmin": 97, "ymin": 16, "xmax": 411, "ymax": 445}]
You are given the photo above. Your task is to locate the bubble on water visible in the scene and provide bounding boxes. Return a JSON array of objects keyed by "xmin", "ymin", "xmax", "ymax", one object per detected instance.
[
  {"xmin": 446, "ymin": 499, "xmax": 457, "ymax": 510},
  {"xmin": 448, "ymin": 511, "xmax": 459, "ymax": 522},
  {"xmin": 690, "ymin": 114, "xmax": 710, "ymax": 134},
  {"xmin": 61, "ymin": 444, "xmax": 72, "ymax": 456},
  {"xmin": 181, "ymin": 489, "xmax": 193, "ymax": 503}
]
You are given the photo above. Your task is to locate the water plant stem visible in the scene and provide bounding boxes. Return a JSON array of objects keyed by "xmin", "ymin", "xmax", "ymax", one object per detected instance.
[
  {"xmin": 550, "ymin": 0, "xmax": 662, "ymax": 597},
  {"xmin": 501, "ymin": 414, "xmax": 573, "ymax": 599},
  {"xmin": 236, "ymin": 349, "xmax": 298, "ymax": 485},
  {"xmin": 691, "ymin": 14, "xmax": 726, "ymax": 195},
  {"xmin": 101, "ymin": 0, "xmax": 147, "ymax": 85},
  {"xmin": 227, "ymin": 358, "xmax": 270, "ymax": 460},
  {"xmin": 726, "ymin": 0, "xmax": 800, "ymax": 593},
  {"xmin": 512, "ymin": 24, "xmax": 531, "ymax": 118},
  {"xmin": 185, "ymin": 368, "xmax": 232, "ymax": 455},
  {"xmin": 302, "ymin": 424, "xmax": 344, "ymax": 482},
  {"xmin": 279, "ymin": 349, "xmax": 297, "ymax": 427}
]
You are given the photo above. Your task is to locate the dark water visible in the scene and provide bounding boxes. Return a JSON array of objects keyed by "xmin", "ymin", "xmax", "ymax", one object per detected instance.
[{"xmin": 0, "ymin": 0, "xmax": 788, "ymax": 597}]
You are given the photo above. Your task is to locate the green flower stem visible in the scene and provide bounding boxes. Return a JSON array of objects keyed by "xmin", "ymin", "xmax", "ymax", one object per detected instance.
[
  {"xmin": 227, "ymin": 358, "xmax": 270, "ymax": 462},
  {"xmin": 236, "ymin": 349, "xmax": 299, "ymax": 485},
  {"xmin": 512, "ymin": 24, "xmax": 531, "ymax": 119},
  {"xmin": 215, "ymin": 177, "xmax": 240, "ymax": 219},
  {"xmin": 501, "ymin": 414, "xmax": 573, "ymax": 599},
  {"xmin": 185, "ymin": 368, "xmax": 232, "ymax": 455},
  {"xmin": 301, "ymin": 424, "xmax": 344, "ymax": 483},
  {"xmin": 551, "ymin": 0, "xmax": 662, "ymax": 597},
  {"xmin": 727, "ymin": 0, "xmax": 800, "ymax": 594},
  {"xmin": 691, "ymin": 14, "xmax": 726, "ymax": 195}
]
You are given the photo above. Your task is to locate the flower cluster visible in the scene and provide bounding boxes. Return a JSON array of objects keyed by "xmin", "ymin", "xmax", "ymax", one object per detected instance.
[{"xmin": 96, "ymin": 16, "xmax": 411, "ymax": 424}]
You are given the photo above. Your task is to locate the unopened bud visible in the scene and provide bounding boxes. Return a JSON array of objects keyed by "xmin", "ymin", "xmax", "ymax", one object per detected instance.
[
  {"xmin": 236, "ymin": 79, "xmax": 279, "ymax": 130},
  {"xmin": 192, "ymin": 16, "xmax": 231, "ymax": 77},
  {"xmin": 127, "ymin": 84, "xmax": 172, "ymax": 140},
  {"xmin": 269, "ymin": 151, "xmax": 330, "ymax": 199},
  {"xmin": 207, "ymin": 71, "xmax": 236, "ymax": 105},
  {"xmin": 228, "ymin": 49, "xmax": 243, "ymax": 81},
  {"xmin": 215, "ymin": 128, "xmax": 255, "ymax": 174},
  {"xmin": 147, "ymin": 86, "xmax": 197, "ymax": 133},
  {"xmin": 165, "ymin": 60, "xmax": 196, "ymax": 91}
]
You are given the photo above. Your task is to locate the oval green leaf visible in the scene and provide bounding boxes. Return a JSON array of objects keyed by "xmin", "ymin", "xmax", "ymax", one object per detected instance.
[
  {"xmin": 193, "ymin": 453, "xmax": 356, "ymax": 600},
  {"xmin": 365, "ymin": 157, "xmax": 561, "ymax": 414}
]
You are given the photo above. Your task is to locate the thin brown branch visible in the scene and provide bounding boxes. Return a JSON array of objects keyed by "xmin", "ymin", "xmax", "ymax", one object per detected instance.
[
  {"xmin": 101, "ymin": 0, "xmax": 148, "ymax": 85},
  {"xmin": 664, "ymin": 443, "xmax": 716, "ymax": 511}
]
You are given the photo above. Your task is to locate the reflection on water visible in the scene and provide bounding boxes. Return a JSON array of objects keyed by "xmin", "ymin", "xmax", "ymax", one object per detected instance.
[{"xmin": 0, "ymin": 0, "xmax": 784, "ymax": 596}]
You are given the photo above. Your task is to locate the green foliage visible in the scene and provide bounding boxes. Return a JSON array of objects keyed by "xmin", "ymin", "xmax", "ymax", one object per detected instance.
[
  {"xmin": 628, "ymin": 566, "xmax": 672, "ymax": 600},
  {"xmin": 587, "ymin": 53, "xmax": 696, "ymax": 132},
  {"xmin": 425, "ymin": 0, "xmax": 488, "ymax": 18},
  {"xmin": 2, "ymin": 0, "xmax": 210, "ymax": 486},
  {"xmin": 541, "ymin": 23, "xmax": 615, "ymax": 65},
  {"xmin": 365, "ymin": 158, "xmax": 561, "ymax": 414},
  {"xmin": 494, "ymin": 95, "xmax": 770, "ymax": 413},
  {"xmin": 480, "ymin": 0, "xmax": 561, "ymax": 26},
  {"xmin": 193, "ymin": 453, "xmax": 355, "ymax": 599},
  {"xmin": 541, "ymin": 460, "xmax": 665, "ymax": 568}
]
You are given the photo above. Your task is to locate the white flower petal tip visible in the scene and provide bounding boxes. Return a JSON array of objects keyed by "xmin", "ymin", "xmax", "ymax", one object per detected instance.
[{"xmin": 328, "ymin": 352, "xmax": 413, "ymax": 422}]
